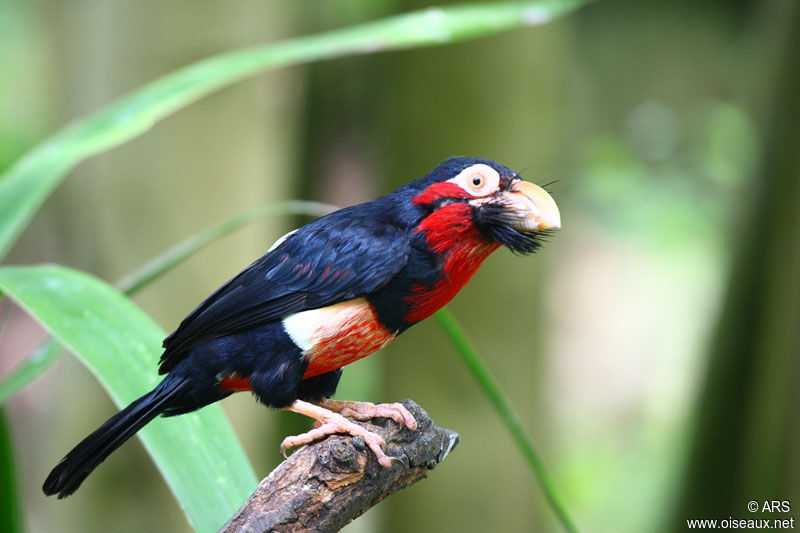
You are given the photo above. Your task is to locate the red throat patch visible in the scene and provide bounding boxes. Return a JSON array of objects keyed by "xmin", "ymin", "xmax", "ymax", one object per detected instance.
[{"xmin": 404, "ymin": 202, "xmax": 499, "ymax": 323}]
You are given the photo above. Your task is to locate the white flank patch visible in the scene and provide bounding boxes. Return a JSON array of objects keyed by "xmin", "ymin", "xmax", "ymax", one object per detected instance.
[{"xmin": 282, "ymin": 297, "xmax": 371, "ymax": 352}]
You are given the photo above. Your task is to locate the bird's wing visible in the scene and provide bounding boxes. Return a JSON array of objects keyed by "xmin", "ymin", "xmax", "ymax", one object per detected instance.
[{"xmin": 158, "ymin": 216, "xmax": 410, "ymax": 373}]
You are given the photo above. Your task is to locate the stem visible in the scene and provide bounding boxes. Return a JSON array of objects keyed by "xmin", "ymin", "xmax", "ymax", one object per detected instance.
[{"xmin": 434, "ymin": 307, "xmax": 578, "ymax": 533}]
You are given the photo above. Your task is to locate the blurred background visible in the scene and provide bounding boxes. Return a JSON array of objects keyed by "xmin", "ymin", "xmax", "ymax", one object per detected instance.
[{"xmin": 1, "ymin": 0, "xmax": 798, "ymax": 531}]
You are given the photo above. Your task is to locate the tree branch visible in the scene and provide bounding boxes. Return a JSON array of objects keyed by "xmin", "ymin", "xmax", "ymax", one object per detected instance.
[{"xmin": 219, "ymin": 400, "xmax": 459, "ymax": 533}]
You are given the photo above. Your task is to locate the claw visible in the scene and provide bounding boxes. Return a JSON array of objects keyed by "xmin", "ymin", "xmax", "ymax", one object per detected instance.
[
  {"xmin": 318, "ymin": 399, "xmax": 418, "ymax": 431},
  {"xmin": 281, "ymin": 399, "xmax": 405, "ymax": 468}
]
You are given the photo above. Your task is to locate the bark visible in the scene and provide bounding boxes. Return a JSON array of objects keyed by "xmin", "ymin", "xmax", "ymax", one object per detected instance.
[{"xmin": 220, "ymin": 400, "xmax": 459, "ymax": 533}]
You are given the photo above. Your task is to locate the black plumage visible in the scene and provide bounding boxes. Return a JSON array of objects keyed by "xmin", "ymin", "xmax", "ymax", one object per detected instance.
[{"xmin": 43, "ymin": 156, "xmax": 559, "ymax": 498}]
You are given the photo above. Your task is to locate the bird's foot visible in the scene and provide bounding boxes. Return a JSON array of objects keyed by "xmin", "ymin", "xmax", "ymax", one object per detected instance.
[
  {"xmin": 317, "ymin": 398, "xmax": 418, "ymax": 431},
  {"xmin": 281, "ymin": 400, "xmax": 402, "ymax": 468}
]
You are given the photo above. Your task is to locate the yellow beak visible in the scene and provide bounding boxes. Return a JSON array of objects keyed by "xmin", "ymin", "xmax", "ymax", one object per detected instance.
[{"xmin": 502, "ymin": 180, "xmax": 561, "ymax": 231}]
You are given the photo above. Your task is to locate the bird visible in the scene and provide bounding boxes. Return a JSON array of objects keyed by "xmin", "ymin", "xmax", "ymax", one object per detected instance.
[{"xmin": 43, "ymin": 156, "xmax": 561, "ymax": 498}]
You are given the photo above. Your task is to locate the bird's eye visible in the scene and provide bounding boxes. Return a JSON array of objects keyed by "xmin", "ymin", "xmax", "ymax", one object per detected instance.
[{"xmin": 449, "ymin": 163, "xmax": 501, "ymax": 197}]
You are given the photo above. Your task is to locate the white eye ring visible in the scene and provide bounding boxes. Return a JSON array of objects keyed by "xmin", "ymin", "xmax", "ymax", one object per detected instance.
[{"xmin": 449, "ymin": 163, "xmax": 501, "ymax": 196}]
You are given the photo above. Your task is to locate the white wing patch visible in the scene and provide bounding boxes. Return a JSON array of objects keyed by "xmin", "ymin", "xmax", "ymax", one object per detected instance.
[{"xmin": 282, "ymin": 297, "xmax": 375, "ymax": 352}]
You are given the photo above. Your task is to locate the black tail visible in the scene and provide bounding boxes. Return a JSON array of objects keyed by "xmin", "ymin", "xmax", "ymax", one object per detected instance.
[{"xmin": 43, "ymin": 376, "xmax": 188, "ymax": 498}]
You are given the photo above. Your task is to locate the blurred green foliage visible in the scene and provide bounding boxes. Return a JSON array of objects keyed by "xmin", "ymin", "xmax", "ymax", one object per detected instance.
[
  {"xmin": 1, "ymin": 0, "xmax": 798, "ymax": 532},
  {"xmin": 0, "ymin": 1, "xmax": 585, "ymax": 260},
  {"xmin": 0, "ymin": 408, "xmax": 23, "ymax": 533}
]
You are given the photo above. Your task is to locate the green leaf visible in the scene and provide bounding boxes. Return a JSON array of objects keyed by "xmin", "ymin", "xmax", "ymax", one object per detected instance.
[
  {"xmin": 434, "ymin": 307, "xmax": 578, "ymax": 533},
  {"xmin": 0, "ymin": 265, "xmax": 257, "ymax": 533},
  {"xmin": 0, "ymin": 408, "xmax": 23, "ymax": 533},
  {"xmin": 0, "ymin": 200, "xmax": 337, "ymax": 405},
  {"xmin": 0, "ymin": 0, "xmax": 588, "ymax": 260}
]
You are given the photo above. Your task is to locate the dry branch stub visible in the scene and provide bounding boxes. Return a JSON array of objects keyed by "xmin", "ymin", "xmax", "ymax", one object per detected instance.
[{"xmin": 220, "ymin": 400, "xmax": 459, "ymax": 533}]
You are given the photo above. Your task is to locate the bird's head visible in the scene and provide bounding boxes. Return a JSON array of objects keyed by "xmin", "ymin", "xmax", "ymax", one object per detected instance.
[{"xmin": 409, "ymin": 157, "xmax": 561, "ymax": 255}]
